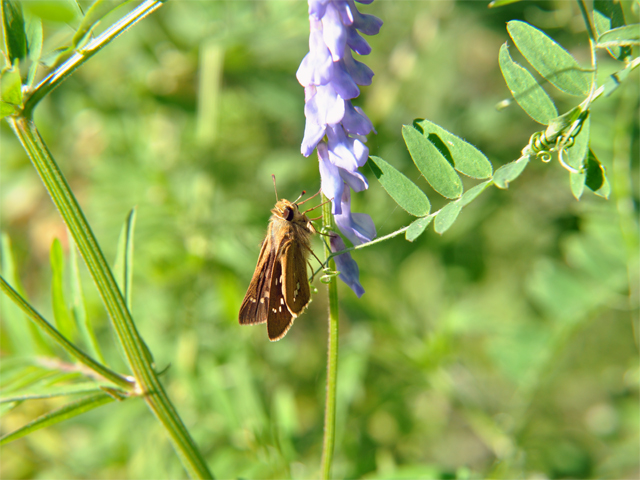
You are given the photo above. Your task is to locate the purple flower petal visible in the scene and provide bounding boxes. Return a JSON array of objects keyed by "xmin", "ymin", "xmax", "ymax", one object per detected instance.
[
  {"xmin": 296, "ymin": 22, "xmax": 334, "ymax": 86},
  {"xmin": 318, "ymin": 142, "xmax": 344, "ymax": 214},
  {"xmin": 343, "ymin": 50, "xmax": 374, "ymax": 86},
  {"xmin": 348, "ymin": 0, "xmax": 383, "ymax": 35},
  {"xmin": 347, "ymin": 27, "xmax": 371, "ymax": 55},
  {"xmin": 322, "ymin": 2, "xmax": 347, "ymax": 61},
  {"xmin": 334, "ymin": 188, "xmax": 376, "ymax": 245},
  {"xmin": 342, "ymin": 101, "xmax": 374, "ymax": 136},
  {"xmin": 339, "ymin": 166, "xmax": 369, "ymax": 192},
  {"xmin": 308, "ymin": 0, "xmax": 331, "ymax": 18},
  {"xmin": 330, "ymin": 60, "xmax": 360, "ymax": 100},
  {"xmin": 302, "ymin": 119, "xmax": 326, "ymax": 157},
  {"xmin": 330, "ymin": 233, "xmax": 365, "ymax": 297}
]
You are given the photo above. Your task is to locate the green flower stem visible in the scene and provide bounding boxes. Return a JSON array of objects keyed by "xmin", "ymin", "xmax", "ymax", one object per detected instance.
[
  {"xmin": 320, "ymin": 195, "xmax": 339, "ymax": 480},
  {"xmin": 0, "ymin": 275, "xmax": 134, "ymax": 390},
  {"xmin": 8, "ymin": 117, "xmax": 213, "ymax": 480},
  {"xmin": 22, "ymin": 0, "xmax": 165, "ymax": 118}
]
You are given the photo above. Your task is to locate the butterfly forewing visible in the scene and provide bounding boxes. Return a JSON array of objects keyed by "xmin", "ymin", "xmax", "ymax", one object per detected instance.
[
  {"xmin": 282, "ymin": 241, "xmax": 311, "ymax": 315},
  {"xmin": 239, "ymin": 235, "xmax": 274, "ymax": 325},
  {"xmin": 267, "ymin": 259, "xmax": 295, "ymax": 341}
]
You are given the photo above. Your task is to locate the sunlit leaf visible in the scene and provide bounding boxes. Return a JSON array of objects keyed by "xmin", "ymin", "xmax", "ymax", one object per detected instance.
[
  {"xmin": 0, "ymin": 65, "xmax": 23, "ymax": 106},
  {"xmin": 570, "ymin": 171, "xmax": 586, "ymax": 200},
  {"xmin": 114, "ymin": 208, "xmax": 137, "ymax": 310},
  {"xmin": 595, "ymin": 0, "xmax": 631, "ymax": 60},
  {"xmin": 1, "ymin": 0, "xmax": 27, "ymax": 63},
  {"xmin": 414, "ymin": 119, "xmax": 493, "ymax": 179},
  {"xmin": 565, "ymin": 115, "xmax": 590, "ymax": 171},
  {"xmin": 72, "ymin": 0, "xmax": 134, "ymax": 49},
  {"xmin": 368, "ymin": 156, "xmax": 431, "ymax": 217},
  {"xmin": 498, "ymin": 43, "xmax": 558, "ymax": 125},
  {"xmin": 434, "ymin": 201, "xmax": 462, "ymax": 235},
  {"xmin": 402, "ymin": 125, "xmax": 462, "ymax": 199},
  {"xmin": 22, "ymin": 0, "xmax": 80, "ymax": 23},
  {"xmin": 492, "ymin": 156, "xmax": 530, "ymax": 189},
  {"xmin": 50, "ymin": 238, "xmax": 75, "ymax": 341},
  {"xmin": 598, "ymin": 24, "xmax": 640, "ymax": 47},
  {"xmin": 24, "ymin": 15, "xmax": 42, "ymax": 87},
  {"xmin": 488, "ymin": 0, "xmax": 523, "ymax": 7},
  {"xmin": 459, "ymin": 180, "xmax": 492, "ymax": 207},
  {"xmin": 405, "ymin": 215, "xmax": 433, "ymax": 242},
  {"xmin": 0, "ymin": 393, "xmax": 115, "ymax": 445},
  {"xmin": 507, "ymin": 20, "xmax": 592, "ymax": 97}
]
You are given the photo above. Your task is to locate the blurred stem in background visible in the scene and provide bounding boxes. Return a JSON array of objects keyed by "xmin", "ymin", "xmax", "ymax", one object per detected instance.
[{"xmin": 320, "ymin": 193, "xmax": 339, "ymax": 479}]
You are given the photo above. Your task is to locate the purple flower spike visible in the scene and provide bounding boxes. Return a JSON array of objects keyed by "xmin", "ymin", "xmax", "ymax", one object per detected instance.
[
  {"xmin": 300, "ymin": 0, "xmax": 381, "ymax": 294},
  {"xmin": 330, "ymin": 233, "xmax": 365, "ymax": 298}
]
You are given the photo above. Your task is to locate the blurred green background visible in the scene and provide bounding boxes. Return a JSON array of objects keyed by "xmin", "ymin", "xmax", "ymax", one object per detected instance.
[{"xmin": 1, "ymin": 1, "xmax": 638, "ymax": 478}]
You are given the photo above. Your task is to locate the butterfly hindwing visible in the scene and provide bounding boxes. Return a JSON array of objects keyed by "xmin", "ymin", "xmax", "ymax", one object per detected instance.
[
  {"xmin": 282, "ymin": 241, "xmax": 311, "ymax": 316},
  {"xmin": 267, "ymin": 258, "xmax": 295, "ymax": 341}
]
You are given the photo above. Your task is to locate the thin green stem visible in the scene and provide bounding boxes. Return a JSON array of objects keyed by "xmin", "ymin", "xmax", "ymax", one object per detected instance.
[
  {"xmin": 320, "ymin": 195, "xmax": 339, "ymax": 480},
  {"xmin": 8, "ymin": 117, "xmax": 212, "ymax": 479},
  {"xmin": 22, "ymin": 0, "xmax": 165, "ymax": 118},
  {"xmin": 0, "ymin": 275, "xmax": 134, "ymax": 390}
]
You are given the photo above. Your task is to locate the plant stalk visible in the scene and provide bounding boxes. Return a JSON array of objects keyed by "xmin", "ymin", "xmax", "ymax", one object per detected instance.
[
  {"xmin": 8, "ymin": 117, "xmax": 212, "ymax": 479},
  {"xmin": 320, "ymin": 195, "xmax": 339, "ymax": 480}
]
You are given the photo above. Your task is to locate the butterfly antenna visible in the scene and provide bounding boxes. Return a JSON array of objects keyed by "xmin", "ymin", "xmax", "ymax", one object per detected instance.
[
  {"xmin": 302, "ymin": 196, "xmax": 331, "ymax": 214},
  {"xmin": 271, "ymin": 174, "xmax": 279, "ymax": 201},
  {"xmin": 293, "ymin": 190, "xmax": 307, "ymax": 204},
  {"xmin": 297, "ymin": 188, "xmax": 322, "ymax": 206}
]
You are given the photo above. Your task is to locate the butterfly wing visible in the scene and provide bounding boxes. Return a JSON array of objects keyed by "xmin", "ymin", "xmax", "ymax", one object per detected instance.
[
  {"xmin": 267, "ymin": 258, "xmax": 295, "ymax": 341},
  {"xmin": 282, "ymin": 240, "xmax": 311, "ymax": 316},
  {"xmin": 239, "ymin": 236, "xmax": 275, "ymax": 325}
]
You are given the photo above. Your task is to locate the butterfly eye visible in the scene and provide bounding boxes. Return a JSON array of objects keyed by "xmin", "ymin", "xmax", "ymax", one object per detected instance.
[{"xmin": 284, "ymin": 206, "xmax": 295, "ymax": 221}]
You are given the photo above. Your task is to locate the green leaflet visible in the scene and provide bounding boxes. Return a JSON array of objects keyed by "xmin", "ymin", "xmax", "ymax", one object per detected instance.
[
  {"xmin": 402, "ymin": 125, "xmax": 462, "ymax": 199},
  {"xmin": 405, "ymin": 216, "xmax": 433, "ymax": 242},
  {"xmin": 414, "ymin": 119, "xmax": 493, "ymax": 179},
  {"xmin": 507, "ymin": 20, "xmax": 592, "ymax": 97},
  {"xmin": 499, "ymin": 42, "xmax": 558, "ymax": 125},
  {"xmin": 493, "ymin": 156, "xmax": 530, "ymax": 189},
  {"xmin": 368, "ymin": 156, "xmax": 431, "ymax": 217}
]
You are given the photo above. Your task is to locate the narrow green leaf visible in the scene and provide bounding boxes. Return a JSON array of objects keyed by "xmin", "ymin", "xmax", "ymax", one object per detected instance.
[
  {"xmin": 0, "ymin": 393, "xmax": 114, "ymax": 445},
  {"xmin": 114, "ymin": 208, "xmax": 137, "ymax": 310},
  {"xmin": 1, "ymin": 382, "xmax": 120, "ymax": 403},
  {"xmin": 1, "ymin": 0, "xmax": 27, "ymax": 63},
  {"xmin": 492, "ymin": 156, "xmax": 530, "ymax": 189},
  {"xmin": 0, "ymin": 101, "xmax": 18, "ymax": 118},
  {"xmin": 22, "ymin": 0, "xmax": 80, "ymax": 23},
  {"xmin": 584, "ymin": 149, "xmax": 606, "ymax": 195},
  {"xmin": 72, "ymin": 0, "xmax": 134, "ymax": 49},
  {"xmin": 489, "ymin": 0, "xmax": 523, "ymax": 7},
  {"xmin": 368, "ymin": 156, "xmax": 431, "ymax": 217},
  {"xmin": 50, "ymin": 238, "xmax": 75, "ymax": 341},
  {"xmin": 434, "ymin": 202, "xmax": 462, "ymax": 235},
  {"xmin": 507, "ymin": 20, "xmax": 592, "ymax": 96},
  {"xmin": 405, "ymin": 216, "xmax": 433, "ymax": 242},
  {"xmin": 0, "ymin": 66, "xmax": 23, "ymax": 106},
  {"xmin": 499, "ymin": 42, "xmax": 558, "ymax": 125},
  {"xmin": 565, "ymin": 115, "xmax": 590, "ymax": 171},
  {"xmin": 570, "ymin": 171, "xmax": 586, "ymax": 200},
  {"xmin": 598, "ymin": 24, "xmax": 640, "ymax": 47},
  {"xmin": 402, "ymin": 125, "xmax": 463, "ymax": 199},
  {"xmin": 459, "ymin": 180, "xmax": 492, "ymax": 207},
  {"xmin": 414, "ymin": 119, "xmax": 493, "ymax": 179},
  {"xmin": 25, "ymin": 15, "xmax": 42, "ymax": 87},
  {"xmin": 69, "ymin": 238, "xmax": 105, "ymax": 364},
  {"xmin": 594, "ymin": 176, "xmax": 611, "ymax": 199}
]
